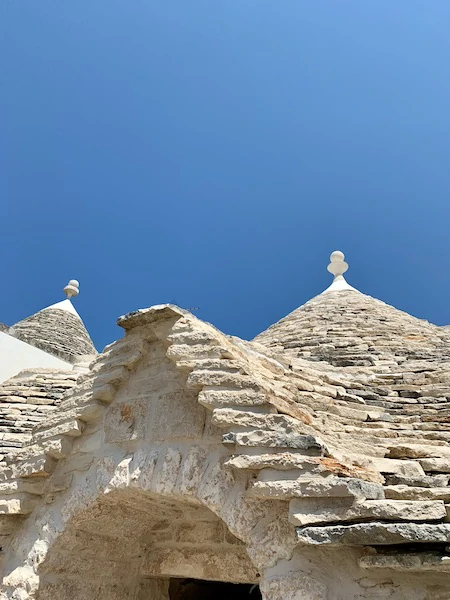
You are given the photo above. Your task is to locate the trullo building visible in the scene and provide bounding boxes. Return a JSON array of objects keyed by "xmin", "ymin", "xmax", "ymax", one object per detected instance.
[{"xmin": 1, "ymin": 254, "xmax": 450, "ymax": 600}]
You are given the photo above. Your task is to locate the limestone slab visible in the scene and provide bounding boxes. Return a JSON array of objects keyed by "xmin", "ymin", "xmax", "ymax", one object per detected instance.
[
  {"xmin": 297, "ymin": 522, "xmax": 450, "ymax": 545},
  {"xmin": 289, "ymin": 498, "xmax": 446, "ymax": 526},
  {"xmin": 222, "ymin": 430, "xmax": 324, "ymax": 454},
  {"xmin": 360, "ymin": 552, "xmax": 450, "ymax": 572},
  {"xmin": 419, "ymin": 457, "xmax": 450, "ymax": 473},
  {"xmin": 249, "ymin": 477, "xmax": 384, "ymax": 500}
]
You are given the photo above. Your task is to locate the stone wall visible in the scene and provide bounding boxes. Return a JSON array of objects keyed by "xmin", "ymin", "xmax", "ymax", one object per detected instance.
[
  {"xmin": 0, "ymin": 368, "xmax": 78, "ymax": 458},
  {"xmin": 0, "ymin": 320, "xmax": 265, "ymax": 598}
]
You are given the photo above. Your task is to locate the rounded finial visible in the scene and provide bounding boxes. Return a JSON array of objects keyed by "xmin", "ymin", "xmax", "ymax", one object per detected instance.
[
  {"xmin": 64, "ymin": 279, "xmax": 79, "ymax": 299},
  {"xmin": 327, "ymin": 251, "xmax": 349, "ymax": 278}
]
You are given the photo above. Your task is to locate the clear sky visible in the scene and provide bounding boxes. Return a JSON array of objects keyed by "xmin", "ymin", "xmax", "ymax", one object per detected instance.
[{"xmin": 2, "ymin": 2, "xmax": 450, "ymax": 351}]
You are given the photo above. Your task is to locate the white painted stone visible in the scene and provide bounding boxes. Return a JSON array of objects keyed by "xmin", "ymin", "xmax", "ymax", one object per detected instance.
[{"xmin": 0, "ymin": 332, "xmax": 71, "ymax": 384}]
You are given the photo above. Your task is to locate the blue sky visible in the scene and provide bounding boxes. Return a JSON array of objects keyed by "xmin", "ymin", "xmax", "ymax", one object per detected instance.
[{"xmin": 2, "ymin": 2, "xmax": 450, "ymax": 351}]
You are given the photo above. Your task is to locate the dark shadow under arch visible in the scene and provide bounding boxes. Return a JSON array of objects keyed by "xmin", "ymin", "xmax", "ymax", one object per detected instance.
[{"xmin": 169, "ymin": 578, "xmax": 262, "ymax": 599}]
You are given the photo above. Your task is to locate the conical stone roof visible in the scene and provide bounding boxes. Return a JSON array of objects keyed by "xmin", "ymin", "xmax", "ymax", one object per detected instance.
[
  {"xmin": 252, "ymin": 252, "xmax": 450, "ymax": 487},
  {"xmin": 254, "ymin": 288, "xmax": 450, "ymax": 370},
  {"xmin": 10, "ymin": 282, "xmax": 97, "ymax": 363}
]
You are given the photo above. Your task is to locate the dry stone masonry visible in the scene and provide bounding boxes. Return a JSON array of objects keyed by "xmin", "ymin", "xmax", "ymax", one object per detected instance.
[
  {"xmin": 1, "ymin": 256, "xmax": 450, "ymax": 599},
  {"xmin": 10, "ymin": 309, "xmax": 96, "ymax": 362},
  {"xmin": 0, "ymin": 368, "xmax": 79, "ymax": 458}
]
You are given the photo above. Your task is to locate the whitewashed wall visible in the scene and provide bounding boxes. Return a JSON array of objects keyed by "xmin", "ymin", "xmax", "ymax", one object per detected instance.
[{"xmin": 0, "ymin": 331, "xmax": 71, "ymax": 383}]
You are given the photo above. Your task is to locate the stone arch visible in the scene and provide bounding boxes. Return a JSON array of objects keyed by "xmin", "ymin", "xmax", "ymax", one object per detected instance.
[
  {"xmin": 1, "ymin": 439, "xmax": 293, "ymax": 599},
  {"xmin": 0, "ymin": 306, "xmax": 301, "ymax": 598},
  {"xmin": 35, "ymin": 488, "xmax": 259, "ymax": 599}
]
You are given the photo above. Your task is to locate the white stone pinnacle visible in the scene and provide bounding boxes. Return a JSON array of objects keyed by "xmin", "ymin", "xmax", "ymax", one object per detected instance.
[
  {"xmin": 41, "ymin": 280, "xmax": 81, "ymax": 316},
  {"xmin": 64, "ymin": 280, "xmax": 80, "ymax": 300},
  {"xmin": 323, "ymin": 250, "xmax": 358, "ymax": 294},
  {"xmin": 327, "ymin": 250, "xmax": 348, "ymax": 279}
]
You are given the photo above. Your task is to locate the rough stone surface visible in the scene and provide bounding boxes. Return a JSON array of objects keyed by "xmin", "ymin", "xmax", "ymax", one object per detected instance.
[
  {"xmin": 0, "ymin": 368, "xmax": 79, "ymax": 457},
  {"xmin": 360, "ymin": 552, "xmax": 450, "ymax": 572},
  {"xmin": 249, "ymin": 476, "xmax": 384, "ymax": 500},
  {"xmin": 260, "ymin": 571, "xmax": 327, "ymax": 600},
  {"xmin": 289, "ymin": 498, "xmax": 446, "ymax": 526},
  {"xmin": 11, "ymin": 308, "xmax": 96, "ymax": 362},
  {"xmin": 2, "ymin": 280, "xmax": 450, "ymax": 598},
  {"xmin": 297, "ymin": 522, "xmax": 450, "ymax": 546}
]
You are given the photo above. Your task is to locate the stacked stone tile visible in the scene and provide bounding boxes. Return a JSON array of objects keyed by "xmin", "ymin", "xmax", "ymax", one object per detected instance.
[
  {"xmin": 10, "ymin": 308, "xmax": 96, "ymax": 362},
  {"xmin": 253, "ymin": 288, "xmax": 450, "ymax": 570},
  {"xmin": 0, "ymin": 368, "xmax": 79, "ymax": 459},
  {"xmin": 255, "ymin": 289, "xmax": 450, "ymax": 366}
]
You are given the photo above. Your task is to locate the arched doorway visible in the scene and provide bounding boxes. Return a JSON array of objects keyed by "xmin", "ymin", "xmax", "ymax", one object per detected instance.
[{"xmin": 36, "ymin": 489, "xmax": 259, "ymax": 599}]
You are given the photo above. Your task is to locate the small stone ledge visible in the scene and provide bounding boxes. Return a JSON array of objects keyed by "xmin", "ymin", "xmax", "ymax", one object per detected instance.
[
  {"xmin": 387, "ymin": 444, "xmax": 450, "ymax": 460},
  {"xmin": 384, "ymin": 485, "xmax": 450, "ymax": 501},
  {"xmin": 364, "ymin": 457, "xmax": 425, "ymax": 478},
  {"xmin": 419, "ymin": 457, "xmax": 450, "ymax": 473},
  {"xmin": 33, "ymin": 419, "xmax": 84, "ymax": 443},
  {"xmin": 384, "ymin": 473, "xmax": 450, "ymax": 488},
  {"xmin": 0, "ymin": 477, "xmax": 45, "ymax": 495},
  {"xmin": 248, "ymin": 477, "xmax": 384, "ymax": 500},
  {"xmin": 11, "ymin": 454, "xmax": 57, "ymax": 479},
  {"xmin": 198, "ymin": 389, "xmax": 274, "ymax": 409},
  {"xmin": 296, "ymin": 522, "xmax": 450, "ymax": 546},
  {"xmin": 91, "ymin": 366, "xmax": 130, "ymax": 389},
  {"xmin": 117, "ymin": 304, "xmax": 186, "ymax": 330},
  {"xmin": 187, "ymin": 371, "xmax": 264, "ymax": 390},
  {"xmin": 359, "ymin": 551, "xmax": 450, "ymax": 572},
  {"xmin": 222, "ymin": 430, "xmax": 325, "ymax": 454},
  {"xmin": 211, "ymin": 408, "xmax": 313, "ymax": 434},
  {"xmin": 225, "ymin": 453, "xmax": 383, "ymax": 483},
  {"xmin": 289, "ymin": 498, "xmax": 446, "ymax": 526},
  {"xmin": 0, "ymin": 493, "xmax": 39, "ymax": 515}
]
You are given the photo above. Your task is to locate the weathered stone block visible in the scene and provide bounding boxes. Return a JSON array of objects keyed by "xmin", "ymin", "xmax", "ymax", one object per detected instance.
[
  {"xmin": 419, "ymin": 457, "xmax": 450, "ymax": 473},
  {"xmin": 223, "ymin": 430, "xmax": 325, "ymax": 454},
  {"xmin": 387, "ymin": 444, "xmax": 450, "ymax": 459},
  {"xmin": 149, "ymin": 390, "xmax": 206, "ymax": 442},
  {"xmin": 289, "ymin": 498, "xmax": 446, "ymax": 526},
  {"xmin": 11, "ymin": 454, "xmax": 56, "ymax": 479},
  {"xmin": 34, "ymin": 420, "xmax": 84, "ymax": 442},
  {"xmin": 297, "ymin": 522, "xmax": 450, "ymax": 545},
  {"xmin": 249, "ymin": 477, "xmax": 384, "ymax": 500},
  {"xmin": 0, "ymin": 493, "xmax": 38, "ymax": 514},
  {"xmin": 359, "ymin": 552, "xmax": 450, "ymax": 572},
  {"xmin": 384, "ymin": 485, "xmax": 450, "ymax": 501},
  {"xmin": 198, "ymin": 389, "xmax": 270, "ymax": 408},
  {"xmin": 104, "ymin": 400, "xmax": 147, "ymax": 443}
]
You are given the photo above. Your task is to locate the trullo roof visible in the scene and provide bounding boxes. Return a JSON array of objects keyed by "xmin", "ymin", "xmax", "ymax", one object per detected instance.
[{"xmin": 10, "ymin": 280, "xmax": 97, "ymax": 362}]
